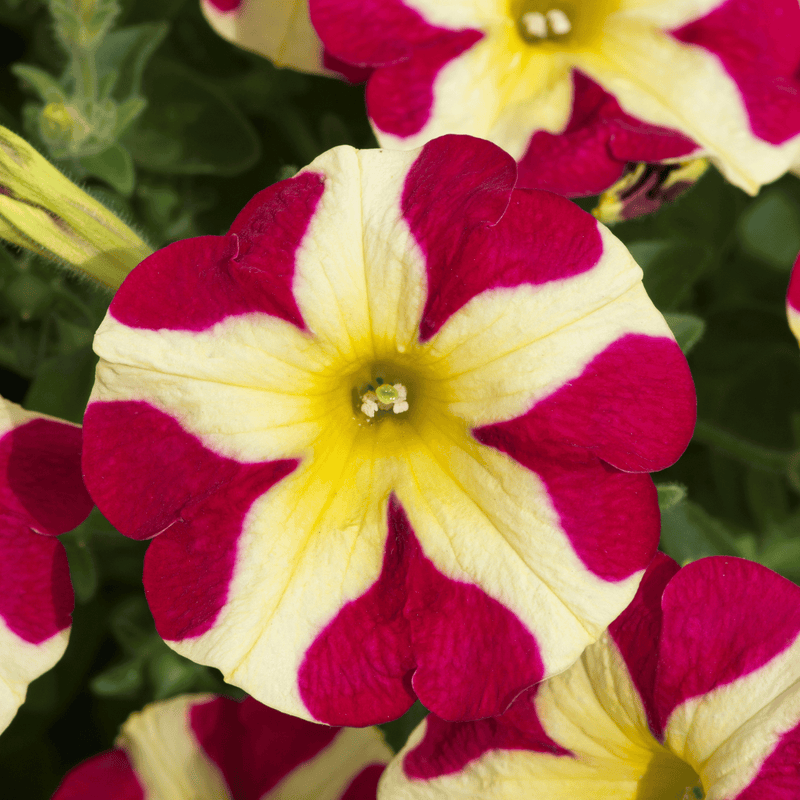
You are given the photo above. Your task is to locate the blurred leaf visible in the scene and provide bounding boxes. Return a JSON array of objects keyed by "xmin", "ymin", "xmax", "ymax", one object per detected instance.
[
  {"xmin": 108, "ymin": 595, "xmax": 155, "ymax": 654},
  {"xmin": 3, "ymin": 271, "xmax": 52, "ymax": 320},
  {"xmin": 693, "ymin": 419, "xmax": 791, "ymax": 473},
  {"xmin": 11, "ymin": 64, "xmax": 66, "ymax": 104},
  {"xmin": 660, "ymin": 499, "xmax": 746, "ymax": 564},
  {"xmin": 113, "ymin": 96, "xmax": 146, "ymax": 136},
  {"xmin": 664, "ymin": 312, "xmax": 705, "ymax": 354},
  {"xmin": 91, "ymin": 658, "xmax": 144, "ymax": 698},
  {"xmin": 628, "ymin": 240, "xmax": 710, "ymax": 310},
  {"xmin": 62, "ymin": 537, "xmax": 98, "ymax": 603},
  {"xmin": 656, "ymin": 482, "xmax": 686, "ymax": 511},
  {"xmin": 379, "ymin": 701, "xmax": 428, "ymax": 754},
  {"xmin": 737, "ymin": 188, "xmax": 800, "ymax": 272},
  {"xmin": 95, "ymin": 22, "xmax": 168, "ymax": 100},
  {"xmin": 126, "ymin": 58, "xmax": 260, "ymax": 175},
  {"xmin": 23, "ymin": 344, "xmax": 97, "ymax": 423},
  {"xmin": 79, "ymin": 143, "xmax": 135, "ymax": 195},
  {"xmin": 148, "ymin": 648, "xmax": 206, "ymax": 700},
  {"xmin": 53, "ymin": 317, "xmax": 93, "ymax": 351}
]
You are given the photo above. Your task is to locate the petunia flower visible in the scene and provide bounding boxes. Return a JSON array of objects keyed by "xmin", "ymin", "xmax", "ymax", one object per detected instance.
[
  {"xmin": 309, "ymin": 0, "xmax": 800, "ymax": 197},
  {"xmin": 52, "ymin": 693, "xmax": 392, "ymax": 799},
  {"xmin": 82, "ymin": 134, "xmax": 696, "ymax": 726},
  {"xmin": 787, "ymin": 253, "xmax": 800, "ymax": 347},
  {"xmin": 0, "ymin": 397, "xmax": 93, "ymax": 734},
  {"xmin": 379, "ymin": 554, "xmax": 800, "ymax": 800},
  {"xmin": 199, "ymin": 0, "xmax": 370, "ymax": 81}
]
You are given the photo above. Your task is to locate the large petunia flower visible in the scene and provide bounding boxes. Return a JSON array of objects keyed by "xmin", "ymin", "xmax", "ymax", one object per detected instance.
[
  {"xmin": 310, "ymin": 0, "xmax": 800, "ymax": 196},
  {"xmin": 380, "ymin": 555, "xmax": 800, "ymax": 799},
  {"xmin": 0, "ymin": 397, "xmax": 93, "ymax": 734},
  {"xmin": 52, "ymin": 694, "xmax": 391, "ymax": 799},
  {"xmin": 82, "ymin": 135, "xmax": 696, "ymax": 726},
  {"xmin": 787, "ymin": 253, "xmax": 800, "ymax": 347},
  {"xmin": 199, "ymin": 0, "xmax": 370, "ymax": 81}
]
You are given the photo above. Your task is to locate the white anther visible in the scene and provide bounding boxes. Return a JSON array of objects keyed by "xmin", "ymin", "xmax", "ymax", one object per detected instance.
[
  {"xmin": 521, "ymin": 11, "xmax": 547, "ymax": 38},
  {"xmin": 361, "ymin": 397, "xmax": 378, "ymax": 418},
  {"xmin": 393, "ymin": 400, "xmax": 409, "ymax": 414},
  {"xmin": 393, "ymin": 384, "xmax": 407, "ymax": 401},
  {"xmin": 546, "ymin": 8, "xmax": 571, "ymax": 35}
]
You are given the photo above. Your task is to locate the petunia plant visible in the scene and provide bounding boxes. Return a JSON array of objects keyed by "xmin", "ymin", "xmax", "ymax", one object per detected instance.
[
  {"xmin": 310, "ymin": 0, "xmax": 800, "ymax": 198},
  {"xmin": 53, "ymin": 693, "xmax": 392, "ymax": 799},
  {"xmin": 380, "ymin": 555, "xmax": 800, "ymax": 799},
  {"xmin": 81, "ymin": 134, "xmax": 694, "ymax": 726}
]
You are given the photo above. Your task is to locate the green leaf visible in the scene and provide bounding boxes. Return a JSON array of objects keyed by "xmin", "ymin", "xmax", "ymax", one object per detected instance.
[
  {"xmin": 78, "ymin": 142, "xmax": 135, "ymax": 195},
  {"xmin": 3, "ymin": 272, "xmax": 53, "ymax": 320},
  {"xmin": 61, "ymin": 537, "xmax": 97, "ymax": 603},
  {"xmin": 663, "ymin": 312, "xmax": 706, "ymax": 354},
  {"xmin": 23, "ymin": 344, "xmax": 97, "ymax": 423},
  {"xmin": 380, "ymin": 701, "xmax": 428, "ymax": 754},
  {"xmin": 628, "ymin": 240, "xmax": 710, "ymax": 310},
  {"xmin": 656, "ymin": 482, "xmax": 686, "ymax": 511},
  {"xmin": 126, "ymin": 58, "xmax": 260, "ymax": 176},
  {"xmin": 660, "ymin": 499, "xmax": 745, "ymax": 564},
  {"xmin": 148, "ymin": 648, "xmax": 206, "ymax": 700},
  {"xmin": 11, "ymin": 64, "xmax": 67, "ymax": 104},
  {"xmin": 94, "ymin": 22, "xmax": 168, "ymax": 100},
  {"xmin": 90, "ymin": 658, "xmax": 144, "ymax": 697},
  {"xmin": 737, "ymin": 188, "xmax": 800, "ymax": 271},
  {"xmin": 113, "ymin": 96, "xmax": 146, "ymax": 137},
  {"xmin": 108, "ymin": 595, "xmax": 156, "ymax": 654}
]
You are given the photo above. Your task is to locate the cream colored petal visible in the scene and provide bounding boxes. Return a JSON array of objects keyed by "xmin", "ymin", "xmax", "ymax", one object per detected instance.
[
  {"xmin": 270, "ymin": 727, "xmax": 392, "ymax": 800},
  {"xmin": 576, "ymin": 21, "xmax": 800, "ymax": 193},
  {"xmin": 395, "ymin": 421, "xmax": 645, "ymax": 678},
  {"xmin": 615, "ymin": 0, "xmax": 728, "ymax": 27},
  {"xmin": 399, "ymin": 0, "xmax": 505, "ymax": 30},
  {"xmin": 0, "ymin": 618, "xmax": 68, "ymax": 734},
  {"xmin": 376, "ymin": 31, "xmax": 574, "ymax": 157},
  {"xmin": 168, "ymin": 422, "xmax": 397, "ymax": 720},
  {"xmin": 664, "ymin": 632, "xmax": 800, "ymax": 799},
  {"xmin": 116, "ymin": 694, "xmax": 230, "ymax": 800},
  {"xmin": 200, "ymin": 0, "xmax": 328, "ymax": 75},
  {"xmin": 293, "ymin": 146, "xmax": 428, "ymax": 361},
  {"xmin": 427, "ymin": 226, "xmax": 670, "ymax": 427},
  {"xmin": 92, "ymin": 313, "xmax": 338, "ymax": 462}
]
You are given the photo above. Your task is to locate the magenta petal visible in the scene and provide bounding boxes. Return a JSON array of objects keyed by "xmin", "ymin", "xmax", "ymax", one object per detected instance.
[
  {"xmin": 673, "ymin": 0, "xmax": 800, "ymax": 145},
  {"xmin": 607, "ymin": 553, "xmax": 680, "ymax": 728},
  {"xmin": 735, "ymin": 718, "xmax": 800, "ymax": 799},
  {"xmin": 476, "ymin": 334, "xmax": 696, "ymax": 474},
  {"xmin": 82, "ymin": 402, "xmax": 296, "ymax": 639},
  {"xmin": 340, "ymin": 764, "xmax": 385, "ymax": 800},
  {"xmin": 190, "ymin": 696, "xmax": 338, "ymax": 800},
  {"xmin": 2, "ymin": 419, "xmax": 92, "ymax": 536},
  {"xmin": 111, "ymin": 172, "xmax": 325, "ymax": 332},
  {"xmin": 414, "ymin": 185, "xmax": 603, "ymax": 340},
  {"xmin": 310, "ymin": 0, "xmax": 458, "ymax": 66},
  {"xmin": 404, "ymin": 688, "xmax": 569, "ymax": 780},
  {"xmin": 653, "ymin": 557, "xmax": 800, "ymax": 738},
  {"xmin": 366, "ymin": 30, "xmax": 483, "ymax": 138},
  {"xmin": 788, "ymin": 254, "xmax": 800, "ymax": 313},
  {"xmin": 52, "ymin": 749, "xmax": 144, "ymax": 800},
  {"xmin": 298, "ymin": 497, "xmax": 544, "ymax": 726},
  {"xmin": 0, "ymin": 515, "xmax": 72, "ymax": 643}
]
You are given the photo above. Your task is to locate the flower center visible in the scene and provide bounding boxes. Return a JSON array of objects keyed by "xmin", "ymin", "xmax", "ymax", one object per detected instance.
[
  {"xmin": 510, "ymin": 0, "xmax": 620, "ymax": 48},
  {"xmin": 359, "ymin": 378, "xmax": 409, "ymax": 419}
]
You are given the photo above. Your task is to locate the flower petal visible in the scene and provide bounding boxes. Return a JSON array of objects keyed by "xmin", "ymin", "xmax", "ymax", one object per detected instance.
[
  {"xmin": 787, "ymin": 254, "xmax": 800, "ymax": 346},
  {"xmin": 656, "ymin": 558, "xmax": 800, "ymax": 795},
  {"xmin": 52, "ymin": 750, "xmax": 144, "ymax": 800}
]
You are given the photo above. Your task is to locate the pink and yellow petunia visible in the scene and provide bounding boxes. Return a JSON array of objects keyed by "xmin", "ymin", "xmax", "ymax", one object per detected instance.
[
  {"xmin": 52, "ymin": 694, "xmax": 391, "ymax": 799},
  {"xmin": 0, "ymin": 397, "xmax": 93, "ymax": 733},
  {"xmin": 82, "ymin": 135, "xmax": 696, "ymax": 726},
  {"xmin": 310, "ymin": 0, "xmax": 800, "ymax": 196},
  {"xmin": 380, "ymin": 555, "xmax": 800, "ymax": 800},
  {"xmin": 199, "ymin": 0, "xmax": 369, "ymax": 80},
  {"xmin": 787, "ymin": 253, "xmax": 800, "ymax": 346}
]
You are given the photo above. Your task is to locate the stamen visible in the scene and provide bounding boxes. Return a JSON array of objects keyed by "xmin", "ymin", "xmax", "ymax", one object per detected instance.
[
  {"xmin": 520, "ymin": 11, "xmax": 547, "ymax": 38},
  {"xmin": 546, "ymin": 8, "xmax": 571, "ymax": 35},
  {"xmin": 360, "ymin": 382, "xmax": 408, "ymax": 418}
]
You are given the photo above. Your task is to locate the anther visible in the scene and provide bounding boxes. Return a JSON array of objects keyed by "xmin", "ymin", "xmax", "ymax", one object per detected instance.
[
  {"xmin": 546, "ymin": 8, "xmax": 571, "ymax": 35},
  {"xmin": 520, "ymin": 11, "xmax": 548, "ymax": 38}
]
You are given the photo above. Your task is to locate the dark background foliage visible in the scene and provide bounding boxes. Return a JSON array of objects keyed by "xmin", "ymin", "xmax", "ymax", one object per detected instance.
[{"xmin": 0, "ymin": 0, "xmax": 799, "ymax": 796}]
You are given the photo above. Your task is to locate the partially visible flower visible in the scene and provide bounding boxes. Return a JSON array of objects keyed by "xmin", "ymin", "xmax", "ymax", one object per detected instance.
[
  {"xmin": 787, "ymin": 253, "xmax": 800, "ymax": 346},
  {"xmin": 310, "ymin": 0, "xmax": 800, "ymax": 197},
  {"xmin": 380, "ymin": 555, "xmax": 800, "ymax": 800},
  {"xmin": 593, "ymin": 157, "xmax": 709, "ymax": 225},
  {"xmin": 82, "ymin": 135, "xmax": 695, "ymax": 726},
  {"xmin": 199, "ymin": 0, "xmax": 370, "ymax": 81},
  {"xmin": 52, "ymin": 694, "xmax": 391, "ymax": 799},
  {"xmin": 0, "ymin": 397, "xmax": 93, "ymax": 734},
  {"xmin": 0, "ymin": 125, "xmax": 152, "ymax": 289}
]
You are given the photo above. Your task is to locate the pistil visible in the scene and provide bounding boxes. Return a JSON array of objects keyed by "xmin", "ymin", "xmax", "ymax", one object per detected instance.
[{"xmin": 360, "ymin": 380, "xmax": 409, "ymax": 419}]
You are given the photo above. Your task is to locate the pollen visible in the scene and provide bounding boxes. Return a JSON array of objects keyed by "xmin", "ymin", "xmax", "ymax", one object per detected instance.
[{"xmin": 520, "ymin": 8, "xmax": 572, "ymax": 39}]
